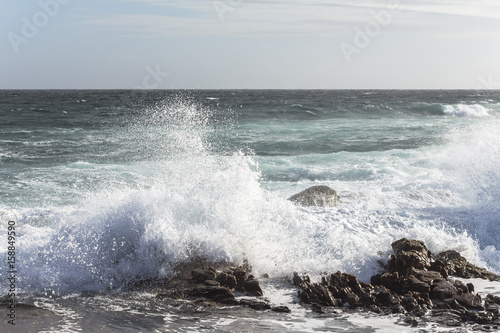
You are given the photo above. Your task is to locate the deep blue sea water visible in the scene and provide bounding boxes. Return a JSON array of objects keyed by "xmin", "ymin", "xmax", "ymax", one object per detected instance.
[{"xmin": 1, "ymin": 90, "xmax": 500, "ymax": 332}]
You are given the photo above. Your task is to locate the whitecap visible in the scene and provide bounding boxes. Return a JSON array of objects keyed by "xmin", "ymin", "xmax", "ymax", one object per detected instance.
[{"xmin": 441, "ymin": 104, "xmax": 489, "ymax": 117}]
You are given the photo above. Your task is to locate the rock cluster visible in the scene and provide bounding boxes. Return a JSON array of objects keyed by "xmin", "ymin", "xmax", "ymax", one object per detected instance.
[
  {"xmin": 157, "ymin": 266, "xmax": 290, "ymax": 313},
  {"xmin": 294, "ymin": 238, "xmax": 500, "ymax": 328},
  {"xmin": 435, "ymin": 250, "xmax": 500, "ymax": 281}
]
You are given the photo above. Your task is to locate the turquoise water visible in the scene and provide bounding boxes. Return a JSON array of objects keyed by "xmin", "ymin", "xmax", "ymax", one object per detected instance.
[{"xmin": 1, "ymin": 90, "xmax": 500, "ymax": 332}]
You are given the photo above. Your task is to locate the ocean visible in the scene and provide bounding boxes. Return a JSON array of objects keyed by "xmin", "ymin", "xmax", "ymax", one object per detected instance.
[{"xmin": 1, "ymin": 90, "xmax": 500, "ymax": 332}]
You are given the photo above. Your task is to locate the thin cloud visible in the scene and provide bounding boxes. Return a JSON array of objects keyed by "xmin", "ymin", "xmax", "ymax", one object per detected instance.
[
  {"xmin": 84, "ymin": 0, "xmax": 500, "ymax": 38},
  {"xmin": 116, "ymin": 0, "xmax": 500, "ymax": 19}
]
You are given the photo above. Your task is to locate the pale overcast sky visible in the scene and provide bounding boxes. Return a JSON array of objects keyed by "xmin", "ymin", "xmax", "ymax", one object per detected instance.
[{"xmin": 1, "ymin": 0, "xmax": 500, "ymax": 89}]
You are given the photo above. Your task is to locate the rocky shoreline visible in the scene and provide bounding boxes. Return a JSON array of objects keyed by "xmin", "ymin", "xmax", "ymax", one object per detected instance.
[
  {"xmin": 293, "ymin": 238, "xmax": 500, "ymax": 329},
  {"xmin": 3, "ymin": 238, "xmax": 500, "ymax": 331},
  {"xmin": 155, "ymin": 264, "xmax": 291, "ymax": 313},
  {"xmin": 151, "ymin": 238, "xmax": 500, "ymax": 331}
]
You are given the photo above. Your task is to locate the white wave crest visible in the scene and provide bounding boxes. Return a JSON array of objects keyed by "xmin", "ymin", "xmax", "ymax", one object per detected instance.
[{"xmin": 441, "ymin": 104, "xmax": 489, "ymax": 117}]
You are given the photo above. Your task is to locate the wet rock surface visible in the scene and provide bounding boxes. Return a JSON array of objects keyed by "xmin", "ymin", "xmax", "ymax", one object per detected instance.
[
  {"xmin": 288, "ymin": 185, "xmax": 340, "ymax": 207},
  {"xmin": 294, "ymin": 238, "xmax": 500, "ymax": 329},
  {"xmin": 436, "ymin": 250, "xmax": 500, "ymax": 281},
  {"xmin": 155, "ymin": 265, "xmax": 290, "ymax": 314}
]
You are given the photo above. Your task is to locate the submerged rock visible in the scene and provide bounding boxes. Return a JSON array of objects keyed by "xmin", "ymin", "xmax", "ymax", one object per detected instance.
[{"xmin": 288, "ymin": 186, "xmax": 339, "ymax": 207}]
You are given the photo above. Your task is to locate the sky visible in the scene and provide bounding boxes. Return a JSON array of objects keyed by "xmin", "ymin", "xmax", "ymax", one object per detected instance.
[{"xmin": 1, "ymin": 0, "xmax": 500, "ymax": 89}]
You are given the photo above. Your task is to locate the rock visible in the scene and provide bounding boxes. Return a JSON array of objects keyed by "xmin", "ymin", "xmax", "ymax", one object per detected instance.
[
  {"xmin": 388, "ymin": 239, "xmax": 431, "ymax": 275},
  {"xmin": 191, "ymin": 269, "xmax": 216, "ymax": 283},
  {"xmin": 239, "ymin": 299, "xmax": 271, "ymax": 311},
  {"xmin": 432, "ymin": 280, "xmax": 458, "ymax": 301},
  {"xmin": 476, "ymin": 312, "xmax": 493, "ymax": 324},
  {"xmin": 485, "ymin": 302, "xmax": 499, "ymax": 315},
  {"xmin": 453, "ymin": 293, "xmax": 483, "ymax": 310},
  {"xmin": 156, "ymin": 290, "xmax": 186, "ymax": 300},
  {"xmin": 391, "ymin": 304, "xmax": 405, "ymax": 314},
  {"xmin": 204, "ymin": 280, "xmax": 220, "ymax": 287},
  {"xmin": 401, "ymin": 295, "xmax": 419, "ymax": 311},
  {"xmin": 404, "ymin": 316, "xmax": 419, "ymax": 327},
  {"xmin": 329, "ymin": 272, "xmax": 363, "ymax": 294},
  {"xmin": 466, "ymin": 283, "xmax": 475, "ymax": 294},
  {"xmin": 188, "ymin": 286, "xmax": 237, "ymax": 304},
  {"xmin": 232, "ymin": 268, "xmax": 248, "ymax": 291},
  {"xmin": 429, "ymin": 259, "xmax": 449, "ymax": 279},
  {"xmin": 292, "ymin": 238, "xmax": 500, "ymax": 328},
  {"xmin": 298, "ymin": 290, "xmax": 312, "ymax": 304},
  {"xmin": 271, "ymin": 306, "xmax": 291, "ymax": 313},
  {"xmin": 346, "ymin": 293, "xmax": 361, "ymax": 308},
  {"xmin": 379, "ymin": 272, "xmax": 400, "ymax": 292},
  {"xmin": 293, "ymin": 272, "xmax": 311, "ymax": 288},
  {"xmin": 435, "ymin": 250, "xmax": 500, "ymax": 281},
  {"xmin": 407, "ymin": 267, "xmax": 443, "ymax": 284},
  {"xmin": 311, "ymin": 303, "xmax": 326, "ymax": 314},
  {"xmin": 313, "ymin": 284, "xmax": 341, "ymax": 307},
  {"xmin": 373, "ymin": 286, "xmax": 400, "ymax": 306},
  {"xmin": 442, "ymin": 298, "xmax": 467, "ymax": 312},
  {"xmin": 488, "ymin": 294, "xmax": 500, "ymax": 305},
  {"xmin": 243, "ymin": 276, "xmax": 263, "ymax": 296},
  {"xmin": 453, "ymin": 280, "xmax": 469, "ymax": 295},
  {"xmin": 408, "ymin": 276, "xmax": 431, "ymax": 293},
  {"xmin": 288, "ymin": 186, "xmax": 339, "ymax": 207},
  {"xmin": 431, "ymin": 309, "xmax": 463, "ymax": 327},
  {"xmin": 216, "ymin": 272, "xmax": 237, "ymax": 289}
]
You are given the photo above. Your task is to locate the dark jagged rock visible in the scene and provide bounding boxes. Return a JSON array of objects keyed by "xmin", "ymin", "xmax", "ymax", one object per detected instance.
[
  {"xmin": 466, "ymin": 283, "xmax": 475, "ymax": 294},
  {"xmin": 188, "ymin": 286, "xmax": 237, "ymax": 304},
  {"xmin": 239, "ymin": 299, "xmax": 271, "ymax": 311},
  {"xmin": 431, "ymin": 309, "xmax": 463, "ymax": 327},
  {"xmin": 408, "ymin": 267, "xmax": 443, "ymax": 284},
  {"xmin": 293, "ymin": 238, "xmax": 500, "ymax": 329},
  {"xmin": 435, "ymin": 250, "xmax": 500, "ymax": 281},
  {"xmin": 408, "ymin": 276, "xmax": 431, "ymax": 293},
  {"xmin": 453, "ymin": 293, "xmax": 483, "ymax": 311},
  {"xmin": 373, "ymin": 286, "xmax": 400, "ymax": 306},
  {"xmin": 401, "ymin": 295, "xmax": 419, "ymax": 311},
  {"xmin": 388, "ymin": 238, "xmax": 431, "ymax": 275},
  {"xmin": 231, "ymin": 267, "xmax": 248, "ymax": 291},
  {"xmin": 191, "ymin": 268, "xmax": 216, "ymax": 283},
  {"xmin": 155, "ymin": 264, "xmax": 273, "ymax": 312},
  {"xmin": 288, "ymin": 185, "xmax": 340, "ymax": 207},
  {"xmin": 271, "ymin": 305, "xmax": 292, "ymax": 313},
  {"xmin": 432, "ymin": 280, "xmax": 458, "ymax": 301},
  {"xmin": 243, "ymin": 276, "xmax": 263, "ymax": 296},
  {"xmin": 204, "ymin": 280, "xmax": 220, "ymax": 287},
  {"xmin": 485, "ymin": 301, "xmax": 499, "ymax": 314},
  {"xmin": 216, "ymin": 272, "xmax": 237, "ymax": 289},
  {"xmin": 429, "ymin": 259, "xmax": 449, "ymax": 279},
  {"xmin": 487, "ymin": 294, "xmax": 500, "ymax": 305},
  {"xmin": 404, "ymin": 316, "xmax": 419, "ymax": 327},
  {"xmin": 378, "ymin": 272, "xmax": 401, "ymax": 292}
]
